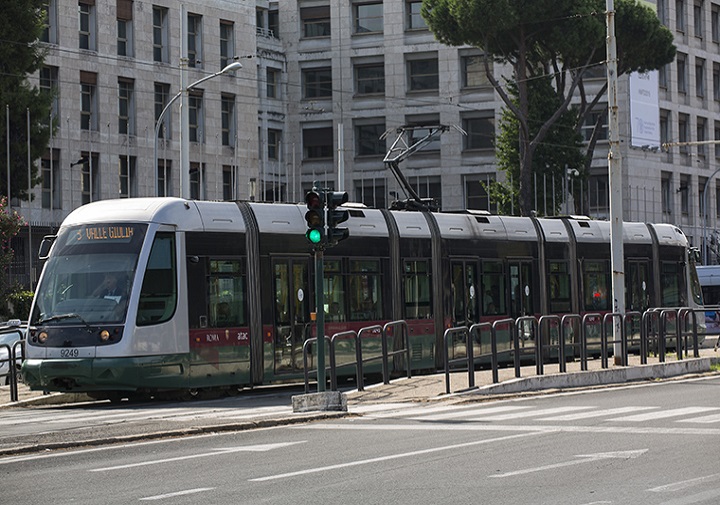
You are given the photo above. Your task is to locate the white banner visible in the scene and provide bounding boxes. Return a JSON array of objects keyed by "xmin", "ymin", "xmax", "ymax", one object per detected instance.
[{"xmin": 629, "ymin": 70, "xmax": 660, "ymax": 149}]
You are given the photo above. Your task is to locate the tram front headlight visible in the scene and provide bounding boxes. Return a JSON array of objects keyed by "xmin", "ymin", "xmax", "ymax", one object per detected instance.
[
  {"xmin": 38, "ymin": 331, "xmax": 48, "ymax": 344},
  {"xmin": 99, "ymin": 330, "xmax": 110, "ymax": 342}
]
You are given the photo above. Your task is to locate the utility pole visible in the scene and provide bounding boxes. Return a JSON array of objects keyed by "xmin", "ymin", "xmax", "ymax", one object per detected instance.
[{"xmin": 606, "ymin": 0, "xmax": 625, "ymax": 365}]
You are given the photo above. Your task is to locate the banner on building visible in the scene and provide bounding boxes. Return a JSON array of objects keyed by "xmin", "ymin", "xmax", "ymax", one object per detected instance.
[{"xmin": 629, "ymin": 70, "xmax": 660, "ymax": 149}]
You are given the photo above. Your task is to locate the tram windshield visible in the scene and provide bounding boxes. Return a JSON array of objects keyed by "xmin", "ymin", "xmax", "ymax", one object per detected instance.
[{"xmin": 30, "ymin": 223, "xmax": 147, "ymax": 326}]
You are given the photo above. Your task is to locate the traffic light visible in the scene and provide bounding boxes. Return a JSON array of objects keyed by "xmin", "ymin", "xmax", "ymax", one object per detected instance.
[
  {"xmin": 305, "ymin": 189, "xmax": 325, "ymax": 246},
  {"xmin": 326, "ymin": 191, "xmax": 349, "ymax": 246}
]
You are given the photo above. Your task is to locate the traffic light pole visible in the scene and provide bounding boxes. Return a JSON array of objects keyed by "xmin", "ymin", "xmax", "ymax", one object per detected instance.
[{"xmin": 314, "ymin": 247, "xmax": 326, "ymax": 392}]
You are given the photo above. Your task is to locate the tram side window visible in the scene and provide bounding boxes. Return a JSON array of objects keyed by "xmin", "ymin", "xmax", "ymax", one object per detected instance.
[
  {"xmin": 661, "ymin": 261, "xmax": 685, "ymax": 306},
  {"xmin": 481, "ymin": 261, "xmax": 505, "ymax": 315},
  {"xmin": 324, "ymin": 260, "xmax": 346, "ymax": 322},
  {"xmin": 137, "ymin": 232, "xmax": 177, "ymax": 325},
  {"xmin": 208, "ymin": 260, "xmax": 246, "ymax": 327},
  {"xmin": 349, "ymin": 259, "xmax": 382, "ymax": 321},
  {"xmin": 548, "ymin": 261, "xmax": 571, "ymax": 314},
  {"xmin": 583, "ymin": 260, "xmax": 609, "ymax": 311},
  {"xmin": 403, "ymin": 260, "xmax": 432, "ymax": 319}
]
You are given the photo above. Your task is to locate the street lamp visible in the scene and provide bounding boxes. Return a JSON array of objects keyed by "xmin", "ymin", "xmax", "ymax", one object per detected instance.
[
  {"xmin": 702, "ymin": 166, "xmax": 720, "ymax": 265},
  {"xmin": 153, "ymin": 61, "xmax": 243, "ymax": 198}
]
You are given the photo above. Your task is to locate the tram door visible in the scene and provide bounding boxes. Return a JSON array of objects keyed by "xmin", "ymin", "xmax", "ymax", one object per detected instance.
[
  {"xmin": 626, "ymin": 260, "xmax": 650, "ymax": 312},
  {"xmin": 451, "ymin": 260, "xmax": 479, "ymax": 327},
  {"xmin": 508, "ymin": 260, "xmax": 533, "ymax": 319},
  {"xmin": 273, "ymin": 259, "xmax": 310, "ymax": 374}
]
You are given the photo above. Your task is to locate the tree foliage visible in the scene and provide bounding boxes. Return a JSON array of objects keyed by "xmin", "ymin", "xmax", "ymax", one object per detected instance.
[
  {"xmin": 0, "ymin": 196, "xmax": 24, "ymax": 305},
  {"xmin": 492, "ymin": 77, "xmax": 586, "ymax": 215},
  {"xmin": 0, "ymin": 0, "xmax": 54, "ymax": 201},
  {"xmin": 422, "ymin": 0, "xmax": 676, "ymax": 215}
]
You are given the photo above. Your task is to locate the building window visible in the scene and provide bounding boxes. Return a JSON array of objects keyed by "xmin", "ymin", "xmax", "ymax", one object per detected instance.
[
  {"xmin": 303, "ymin": 126, "xmax": 333, "ymax": 160},
  {"xmin": 117, "ymin": 0, "xmax": 133, "ymax": 57},
  {"xmin": 354, "ymin": 178, "xmax": 386, "ymax": 209},
  {"xmin": 405, "ymin": 115, "xmax": 441, "ymax": 151},
  {"xmin": 355, "ymin": 62, "xmax": 385, "ymax": 95},
  {"xmin": 266, "ymin": 67, "xmax": 280, "ymax": 99},
  {"xmin": 462, "ymin": 55, "xmax": 492, "ymax": 89},
  {"xmin": 220, "ymin": 20, "xmax": 234, "ymax": 68},
  {"xmin": 660, "ymin": 110, "xmax": 671, "ymax": 147},
  {"xmin": 406, "ymin": 1, "xmax": 427, "ymax": 30},
  {"xmin": 41, "ymin": 149, "xmax": 61, "ymax": 209},
  {"xmin": 463, "ymin": 115, "xmax": 495, "ymax": 150},
  {"xmin": 465, "ymin": 174, "xmax": 496, "ymax": 212},
  {"xmin": 716, "ymin": 182, "xmax": 720, "ymax": 218},
  {"xmin": 80, "ymin": 71, "xmax": 98, "ymax": 131},
  {"xmin": 713, "ymin": 4, "xmax": 720, "ymax": 41},
  {"xmin": 679, "ymin": 113, "xmax": 690, "ymax": 154},
  {"xmin": 355, "ymin": 121, "xmax": 386, "ymax": 157},
  {"xmin": 221, "ymin": 94, "xmax": 235, "ymax": 147},
  {"xmin": 677, "ymin": 53, "xmax": 687, "ymax": 93},
  {"xmin": 153, "ymin": 6, "xmax": 169, "ymax": 63},
  {"xmin": 187, "ymin": 13, "xmax": 202, "ymax": 68},
  {"xmin": 680, "ymin": 174, "xmax": 690, "ymax": 215},
  {"xmin": 696, "ymin": 57, "xmax": 706, "ymax": 97},
  {"xmin": 268, "ymin": 8, "xmax": 279, "ymax": 37},
  {"xmin": 677, "ymin": 0, "xmax": 686, "ymax": 32},
  {"xmin": 118, "ymin": 78, "xmax": 135, "ymax": 136},
  {"xmin": 41, "ymin": 0, "xmax": 58, "ymax": 44},
  {"xmin": 78, "ymin": 1, "xmax": 96, "ymax": 50},
  {"xmin": 589, "ymin": 175, "xmax": 609, "ymax": 215},
  {"xmin": 714, "ymin": 63, "xmax": 720, "ymax": 101},
  {"xmin": 698, "ymin": 117, "xmax": 707, "ymax": 157},
  {"xmin": 154, "ymin": 82, "xmax": 170, "ymax": 139},
  {"xmin": 354, "ymin": 2, "xmax": 383, "ymax": 34},
  {"xmin": 80, "ymin": 153, "xmax": 100, "ymax": 204},
  {"xmin": 223, "ymin": 166, "xmax": 233, "ymax": 201},
  {"xmin": 407, "ymin": 57, "xmax": 439, "ymax": 92},
  {"xmin": 40, "ymin": 66, "xmax": 59, "ymax": 125},
  {"xmin": 190, "ymin": 162, "xmax": 205, "ymax": 200},
  {"xmin": 694, "ymin": 1, "xmax": 704, "ymax": 37},
  {"xmin": 189, "ymin": 91, "xmax": 203, "ymax": 143},
  {"xmin": 407, "ymin": 175, "xmax": 442, "ymax": 208},
  {"xmin": 581, "ymin": 108, "xmax": 609, "ymax": 142},
  {"xmin": 715, "ymin": 120, "xmax": 720, "ymax": 158},
  {"xmin": 268, "ymin": 129, "xmax": 281, "ymax": 160},
  {"xmin": 301, "ymin": 6, "xmax": 330, "ymax": 38},
  {"xmin": 661, "ymin": 173, "xmax": 672, "ymax": 215},
  {"xmin": 119, "ymin": 156, "xmax": 136, "ymax": 198},
  {"xmin": 659, "ymin": 64, "xmax": 669, "ymax": 90},
  {"xmin": 157, "ymin": 159, "xmax": 171, "ymax": 197},
  {"xmin": 302, "ymin": 67, "xmax": 332, "ymax": 99}
]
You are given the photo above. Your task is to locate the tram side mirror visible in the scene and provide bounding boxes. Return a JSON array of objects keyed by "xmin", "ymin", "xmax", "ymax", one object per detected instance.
[
  {"xmin": 38, "ymin": 235, "xmax": 57, "ymax": 260},
  {"xmin": 187, "ymin": 255, "xmax": 200, "ymax": 264}
]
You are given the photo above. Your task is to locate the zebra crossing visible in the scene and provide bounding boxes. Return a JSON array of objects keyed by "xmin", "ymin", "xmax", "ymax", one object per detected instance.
[{"xmin": 354, "ymin": 402, "xmax": 720, "ymax": 425}]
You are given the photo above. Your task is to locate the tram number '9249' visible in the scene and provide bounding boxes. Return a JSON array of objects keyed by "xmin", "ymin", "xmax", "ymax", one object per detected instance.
[{"xmin": 60, "ymin": 348, "xmax": 80, "ymax": 358}]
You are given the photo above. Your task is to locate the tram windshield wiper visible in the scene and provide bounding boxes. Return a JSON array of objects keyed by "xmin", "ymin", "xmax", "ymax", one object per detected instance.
[{"xmin": 38, "ymin": 313, "xmax": 91, "ymax": 328}]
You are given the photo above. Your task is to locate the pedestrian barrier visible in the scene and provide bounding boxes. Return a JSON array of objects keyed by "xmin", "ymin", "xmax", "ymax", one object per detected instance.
[
  {"xmin": 302, "ymin": 320, "xmax": 411, "ymax": 393},
  {"xmin": 441, "ymin": 307, "xmax": 706, "ymax": 395},
  {"xmin": 0, "ymin": 330, "xmax": 24, "ymax": 403}
]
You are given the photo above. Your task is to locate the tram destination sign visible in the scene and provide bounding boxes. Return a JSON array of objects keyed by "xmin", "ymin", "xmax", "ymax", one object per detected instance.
[{"xmin": 69, "ymin": 224, "xmax": 138, "ymax": 245}]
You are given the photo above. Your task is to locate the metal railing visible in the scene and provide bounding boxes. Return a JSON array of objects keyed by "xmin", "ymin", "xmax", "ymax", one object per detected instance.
[
  {"xmin": 1, "ymin": 330, "xmax": 25, "ymax": 403},
  {"xmin": 441, "ymin": 307, "xmax": 706, "ymax": 395},
  {"xmin": 302, "ymin": 320, "xmax": 411, "ymax": 393}
]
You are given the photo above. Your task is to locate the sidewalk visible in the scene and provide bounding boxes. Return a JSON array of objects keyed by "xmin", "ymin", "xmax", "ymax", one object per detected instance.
[{"xmin": 4, "ymin": 340, "xmax": 720, "ymax": 409}]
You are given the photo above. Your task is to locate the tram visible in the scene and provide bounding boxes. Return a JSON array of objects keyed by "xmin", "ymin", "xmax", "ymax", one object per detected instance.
[{"xmin": 21, "ymin": 198, "xmax": 704, "ymax": 399}]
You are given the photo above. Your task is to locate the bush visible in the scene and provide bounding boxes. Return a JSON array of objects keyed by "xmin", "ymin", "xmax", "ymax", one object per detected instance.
[{"xmin": 7, "ymin": 289, "xmax": 34, "ymax": 321}]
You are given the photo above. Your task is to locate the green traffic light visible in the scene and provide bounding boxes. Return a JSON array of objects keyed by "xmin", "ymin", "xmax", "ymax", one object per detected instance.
[{"xmin": 307, "ymin": 228, "xmax": 323, "ymax": 244}]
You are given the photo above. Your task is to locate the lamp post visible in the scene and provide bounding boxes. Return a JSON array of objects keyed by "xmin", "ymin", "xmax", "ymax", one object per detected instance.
[
  {"xmin": 702, "ymin": 167, "xmax": 720, "ymax": 265},
  {"xmin": 153, "ymin": 61, "xmax": 243, "ymax": 198}
]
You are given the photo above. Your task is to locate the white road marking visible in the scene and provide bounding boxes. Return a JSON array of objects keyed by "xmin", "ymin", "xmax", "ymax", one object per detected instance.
[
  {"xmin": 652, "ymin": 488, "xmax": 720, "ymax": 505},
  {"xmin": 407, "ymin": 405, "xmax": 530, "ymax": 421},
  {"xmin": 139, "ymin": 488, "xmax": 215, "ymax": 501},
  {"xmin": 249, "ymin": 432, "xmax": 540, "ymax": 482},
  {"xmin": 489, "ymin": 450, "xmax": 647, "ymax": 478},
  {"xmin": 466, "ymin": 406, "xmax": 594, "ymax": 421},
  {"xmin": 648, "ymin": 474, "xmax": 720, "ymax": 492},
  {"xmin": 678, "ymin": 412, "xmax": 720, "ymax": 424},
  {"xmin": 539, "ymin": 406, "xmax": 657, "ymax": 421},
  {"xmin": 90, "ymin": 441, "xmax": 306, "ymax": 472},
  {"xmin": 610, "ymin": 407, "xmax": 720, "ymax": 422}
]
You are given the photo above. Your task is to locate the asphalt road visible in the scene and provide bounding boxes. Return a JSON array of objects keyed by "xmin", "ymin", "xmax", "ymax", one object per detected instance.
[{"xmin": 2, "ymin": 376, "xmax": 720, "ymax": 504}]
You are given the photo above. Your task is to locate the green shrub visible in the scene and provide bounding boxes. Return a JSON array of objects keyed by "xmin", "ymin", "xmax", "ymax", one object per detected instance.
[{"xmin": 7, "ymin": 289, "xmax": 34, "ymax": 321}]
